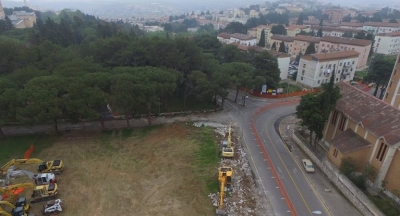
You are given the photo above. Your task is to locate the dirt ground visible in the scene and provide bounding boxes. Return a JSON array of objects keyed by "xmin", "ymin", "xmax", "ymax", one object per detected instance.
[{"xmin": 3, "ymin": 120, "xmax": 266, "ymax": 216}]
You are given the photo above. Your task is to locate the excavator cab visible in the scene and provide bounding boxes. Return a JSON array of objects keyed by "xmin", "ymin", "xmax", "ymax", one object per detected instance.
[
  {"xmin": 10, "ymin": 206, "xmax": 24, "ymax": 216},
  {"xmin": 216, "ymin": 167, "xmax": 233, "ymax": 216},
  {"xmin": 15, "ymin": 198, "xmax": 29, "ymax": 212}
]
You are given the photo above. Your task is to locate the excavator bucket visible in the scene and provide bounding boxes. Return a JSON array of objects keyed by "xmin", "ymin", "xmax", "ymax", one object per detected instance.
[{"xmin": 216, "ymin": 209, "xmax": 226, "ymax": 216}]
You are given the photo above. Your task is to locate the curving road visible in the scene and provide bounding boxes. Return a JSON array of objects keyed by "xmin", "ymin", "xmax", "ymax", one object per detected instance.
[{"xmin": 224, "ymin": 92, "xmax": 331, "ymax": 216}]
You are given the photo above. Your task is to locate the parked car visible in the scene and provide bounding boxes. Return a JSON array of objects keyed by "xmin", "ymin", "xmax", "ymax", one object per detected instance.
[{"xmin": 302, "ymin": 159, "xmax": 315, "ymax": 173}]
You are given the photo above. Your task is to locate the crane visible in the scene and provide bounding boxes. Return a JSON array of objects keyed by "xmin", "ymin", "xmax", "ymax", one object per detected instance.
[
  {"xmin": 0, "ymin": 159, "xmax": 64, "ymax": 175},
  {"xmin": 216, "ymin": 167, "xmax": 233, "ymax": 216},
  {"xmin": 221, "ymin": 125, "xmax": 234, "ymax": 158}
]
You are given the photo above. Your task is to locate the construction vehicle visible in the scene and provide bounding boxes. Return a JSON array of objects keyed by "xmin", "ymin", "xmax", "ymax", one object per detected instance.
[
  {"xmin": 0, "ymin": 197, "xmax": 34, "ymax": 216},
  {"xmin": 42, "ymin": 199, "xmax": 62, "ymax": 215},
  {"xmin": 0, "ymin": 183, "xmax": 58, "ymax": 204},
  {"xmin": 216, "ymin": 167, "xmax": 233, "ymax": 216},
  {"xmin": 0, "ymin": 198, "xmax": 30, "ymax": 212},
  {"xmin": 221, "ymin": 125, "xmax": 234, "ymax": 158},
  {"xmin": 3, "ymin": 166, "xmax": 57, "ymax": 186},
  {"xmin": 1, "ymin": 159, "xmax": 64, "ymax": 175}
]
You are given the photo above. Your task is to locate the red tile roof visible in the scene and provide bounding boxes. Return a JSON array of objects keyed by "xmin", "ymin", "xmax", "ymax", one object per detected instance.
[
  {"xmin": 340, "ymin": 22, "xmax": 364, "ymax": 27},
  {"xmin": 330, "ymin": 129, "xmax": 371, "ymax": 154},
  {"xmin": 271, "ymin": 35, "xmax": 294, "ymax": 42},
  {"xmin": 364, "ymin": 22, "xmax": 400, "ymax": 28},
  {"xmin": 321, "ymin": 36, "xmax": 372, "ymax": 46},
  {"xmin": 217, "ymin": 32, "xmax": 231, "ymax": 39},
  {"xmin": 231, "ymin": 33, "xmax": 255, "ymax": 40},
  {"xmin": 294, "ymin": 35, "xmax": 321, "ymax": 43},
  {"xmin": 304, "ymin": 50, "xmax": 359, "ymax": 61},
  {"xmin": 376, "ymin": 31, "xmax": 400, "ymax": 37},
  {"xmin": 311, "ymin": 26, "xmax": 362, "ymax": 33},
  {"xmin": 336, "ymin": 82, "xmax": 400, "ymax": 145}
]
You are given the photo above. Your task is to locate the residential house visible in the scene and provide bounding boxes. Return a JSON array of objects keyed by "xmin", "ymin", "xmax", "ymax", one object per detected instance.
[
  {"xmin": 374, "ymin": 32, "xmax": 400, "ymax": 55},
  {"xmin": 230, "ymin": 33, "xmax": 257, "ymax": 46},
  {"xmin": 323, "ymin": 8, "xmax": 344, "ymax": 24},
  {"xmin": 310, "ymin": 26, "xmax": 362, "ymax": 37},
  {"xmin": 249, "ymin": 10, "xmax": 259, "ymax": 18},
  {"xmin": 286, "ymin": 25, "xmax": 310, "ymax": 37},
  {"xmin": 363, "ymin": 22, "xmax": 400, "ymax": 34},
  {"xmin": 217, "ymin": 32, "xmax": 231, "ymax": 44},
  {"xmin": 340, "ymin": 22, "xmax": 364, "ymax": 30},
  {"xmin": 318, "ymin": 36, "xmax": 372, "ymax": 69},
  {"xmin": 269, "ymin": 35, "xmax": 294, "ymax": 53},
  {"xmin": 291, "ymin": 35, "xmax": 321, "ymax": 58},
  {"xmin": 384, "ymin": 54, "xmax": 400, "ymax": 109},
  {"xmin": 325, "ymin": 82, "xmax": 400, "ymax": 194},
  {"xmin": 232, "ymin": 44, "xmax": 290, "ymax": 80},
  {"xmin": 297, "ymin": 51, "xmax": 359, "ymax": 87}
]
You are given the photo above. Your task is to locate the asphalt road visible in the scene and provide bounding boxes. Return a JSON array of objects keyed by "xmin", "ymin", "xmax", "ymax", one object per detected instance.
[{"xmin": 224, "ymin": 92, "xmax": 330, "ymax": 216}]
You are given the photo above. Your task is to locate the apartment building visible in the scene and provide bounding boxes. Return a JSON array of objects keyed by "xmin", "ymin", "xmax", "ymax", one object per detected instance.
[
  {"xmin": 340, "ymin": 22, "xmax": 364, "ymax": 30},
  {"xmin": 286, "ymin": 25, "xmax": 310, "ymax": 37},
  {"xmin": 374, "ymin": 32, "xmax": 400, "ymax": 55},
  {"xmin": 323, "ymin": 8, "xmax": 344, "ymax": 24},
  {"xmin": 318, "ymin": 36, "xmax": 372, "ymax": 69},
  {"xmin": 310, "ymin": 26, "xmax": 362, "ymax": 37},
  {"xmin": 296, "ymin": 51, "xmax": 359, "ymax": 87},
  {"xmin": 291, "ymin": 35, "xmax": 321, "ymax": 58},
  {"xmin": 384, "ymin": 54, "xmax": 400, "ymax": 109},
  {"xmin": 363, "ymin": 22, "xmax": 400, "ymax": 34},
  {"xmin": 269, "ymin": 35, "xmax": 294, "ymax": 53},
  {"xmin": 255, "ymin": 25, "xmax": 273, "ymax": 47},
  {"xmin": 325, "ymin": 82, "xmax": 400, "ymax": 194}
]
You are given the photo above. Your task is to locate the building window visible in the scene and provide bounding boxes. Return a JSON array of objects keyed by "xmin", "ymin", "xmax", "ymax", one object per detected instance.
[
  {"xmin": 376, "ymin": 142, "xmax": 388, "ymax": 162},
  {"xmin": 336, "ymin": 78, "xmax": 339, "ymax": 82},
  {"xmin": 386, "ymin": 92, "xmax": 389, "ymax": 99},
  {"xmin": 338, "ymin": 70, "xmax": 341, "ymax": 73},
  {"xmin": 301, "ymin": 76, "xmax": 304, "ymax": 80},
  {"xmin": 318, "ymin": 80, "xmax": 320, "ymax": 84},
  {"xmin": 331, "ymin": 110, "xmax": 339, "ymax": 125},
  {"xmin": 390, "ymin": 81, "xmax": 393, "ymax": 88},
  {"xmin": 338, "ymin": 115, "xmax": 346, "ymax": 131},
  {"xmin": 352, "ymin": 61, "xmax": 355, "ymax": 64},
  {"xmin": 340, "ymin": 62, "xmax": 342, "ymax": 66},
  {"xmin": 333, "ymin": 148, "xmax": 338, "ymax": 158}
]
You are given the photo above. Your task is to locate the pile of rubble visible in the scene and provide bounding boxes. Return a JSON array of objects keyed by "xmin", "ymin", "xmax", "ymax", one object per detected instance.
[{"xmin": 194, "ymin": 122, "xmax": 265, "ymax": 216}]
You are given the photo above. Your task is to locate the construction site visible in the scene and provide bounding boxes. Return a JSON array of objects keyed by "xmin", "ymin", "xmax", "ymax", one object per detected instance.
[{"xmin": 0, "ymin": 122, "xmax": 265, "ymax": 216}]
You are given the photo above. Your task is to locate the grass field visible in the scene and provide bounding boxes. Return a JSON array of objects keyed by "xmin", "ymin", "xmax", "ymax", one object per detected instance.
[{"xmin": 0, "ymin": 123, "xmax": 221, "ymax": 216}]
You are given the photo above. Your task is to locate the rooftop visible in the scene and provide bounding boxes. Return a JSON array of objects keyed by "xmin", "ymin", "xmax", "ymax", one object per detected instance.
[
  {"xmin": 364, "ymin": 22, "xmax": 400, "ymax": 28},
  {"xmin": 231, "ymin": 33, "xmax": 255, "ymax": 40},
  {"xmin": 286, "ymin": 25, "xmax": 309, "ymax": 31},
  {"xmin": 271, "ymin": 35, "xmax": 294, "ymax": 42},
  {"xmin": 330, "ymin": 129, "xmax": 371, "ymax": 154},
  {"xmin": 302, "ymin": 50, "xmax": 360, "ymax": 61},
  {"xmin": 311, "ymin": 26, "xmax": 362, "ymax": 33},
  {"xmin": 336, "ymin": 82, "xmax": 400, "ymax": 145},
  {"xmin": 376, "ymin": 31, "xmax": 400, "ymax": 37},
  {"xmin": 321, "ymin": 36, "xmax": 372, "ymax": 46},
  {"xmin": 294, "ymin": 35, "xmax": 321, "ymax": 43},
  {"xmin": 217, "ymin": 32, "xmax": 231, "ymax": 39},
  {"xmin": 340, "ymin": 22, "xmax": 364, "ymax": 27}
]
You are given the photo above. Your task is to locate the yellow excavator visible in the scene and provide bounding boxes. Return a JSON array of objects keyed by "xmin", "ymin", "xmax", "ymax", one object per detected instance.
[
  {"xmin": 0, "ymin": 197, "xmax": 33, "ymax": 216},
  {"xmin": 0, "ymin": 159, "xmax": 64, "ymax": 175},
  {"xmin": 221, "ymin": 125, "xmax": 234, "ymax": 158},
  {"xmin": 0, "ymin": 182, "xmax": 58, "ymax": 204},
  {"xmin": 216, "ymin": 167, "xmax": 233, "ymax": 216}
]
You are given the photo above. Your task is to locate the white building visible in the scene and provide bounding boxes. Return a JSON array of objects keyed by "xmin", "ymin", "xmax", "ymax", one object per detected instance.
[
  {"xmin": 374, "ymin": 32, "xmax": 400, "ymax": 55},
  {"xmin": 362, "ymin": 22, "xmax": 400, "ymax": 34},
  {"xmin": 297, "ymin": 51, "xmax": 359, "ymax": 88},
  {"xmin": 229, "ymin": 33, "xmax": 257, "ymax": 46},
  {"xmin": 217, "ymin": 32, "xmax": 231, "ymax": 44}
]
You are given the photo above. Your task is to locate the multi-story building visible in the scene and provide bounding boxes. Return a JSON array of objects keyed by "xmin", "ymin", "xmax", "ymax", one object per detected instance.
[
  {"xmin": 8, "ymin": 11, "xmax": 36, "ymax": 28},
  {"xmin": 269, "ymin": 35, "xmax": 294, "ymax": 53},
  {"xmin": 286, "ymin": 25, "xmax": 310, "ymax": 37},
  {"xmin": 310, "ymin": 26, "xmax": 363, "ymax": 37},
  {"xmin": 362, "ymin": 22, "xmax": 400, "ymax": 34},
  {"xmin": 297, "ymin": 51, "xmax": 359, "ymax": 87},
  {"xmin": 374, "ymin": 32, "xmax": 400, "ymax": 55},
  {"xmin": 255, "ymin": 25, "xmax": 273, "ymax": 47},
  {"xmin": 216, "ymin": 32, "xmax": 257, "ymax": 46},
  {"xmin": 291, "ymin": 35, "xmax": 321, "ymax": 58},
  {"xmin": 318, "ymin": 36, "xmax": 372, "ymax": 69},
  {"xmin": 340, "ymin": 22, "xmax": 364, "ymax": 30},
  {"xmin": 230, "ymin": 33, "xmax": 257, "ymax": 46},
  {"xmin": 384, "ymin": 54, "xmax": 400, "ymax": 109},
  {"xmin": 323, "ymin": 8, "xmax": 344, "ymax": 24},
  {"xmin": 248, "ymin": 27, "xmax": 257, "ymax": 38},
  {"xmin": 325, "ymin": 81, "xmax": 400, "ymax": 195}
]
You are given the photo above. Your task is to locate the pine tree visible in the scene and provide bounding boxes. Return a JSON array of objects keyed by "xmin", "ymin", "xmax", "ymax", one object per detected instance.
[
  {"xmin": 305, "ymin": 42, "xmax": 316, "ymax": 54},
  {"xmin": 271, "ymin": 42, "xmax": 276, "ymax": 50},
  {"xmin": 5, "ymin": 16, "xmax": 14, "ymax": 30},
  {"xmin": 278, "ymin": 41, "xmax": 286, "ymax": 53},
  {"xmin": 317, "ymin": 28, "xmax": 323, "ymax": 37},
  {"xmin": 258, "ymin": 29, "xmax": 265, "ymax": 47},
  {"xmin": 296, "ymin": 13, "xmax": 304, "ymax": 25}
]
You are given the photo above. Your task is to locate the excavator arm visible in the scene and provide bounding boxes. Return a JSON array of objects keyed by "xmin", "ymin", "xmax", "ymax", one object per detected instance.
[
  {"xmin": 1, "ymin": 159, "xmax": 44, "ymax": 174},
  {"xmin": 0, "ymin": 201, "xmax": 15, "ymax": 209},
  {"xmin": 0, "ymin": 210, "xmax": 12, "ymax": 216}
]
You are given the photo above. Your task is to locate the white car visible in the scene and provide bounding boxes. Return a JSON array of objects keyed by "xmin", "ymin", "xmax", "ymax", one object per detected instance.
[{"xmin": 302, "ymin": 159, "xmax": 315, "ymax": 173}]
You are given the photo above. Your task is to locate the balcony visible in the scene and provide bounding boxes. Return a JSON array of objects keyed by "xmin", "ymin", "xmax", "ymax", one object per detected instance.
[{"xmin": 343, "ymin": 64, "xmax": 352, "ymax": 69}]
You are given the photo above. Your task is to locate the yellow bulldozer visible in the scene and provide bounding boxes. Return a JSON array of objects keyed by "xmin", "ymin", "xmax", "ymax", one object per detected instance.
[
  {"xmin": 221, "ymin": 125, "xmax": 234, "ymax": 158},
  {"xmin": 0, "ymin": 197, "xmax": 33, "ymax": 216},
  {"xmin": 0, "ymin": 182, "xmax": 58, "ymax": 204},
  {"xmin": 216, "ymin": 167, "xmax": 233, "ymax": 216},
  {"xmin": 0, "ymin": 159, "xmax": 64, "ymax": 175}
]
